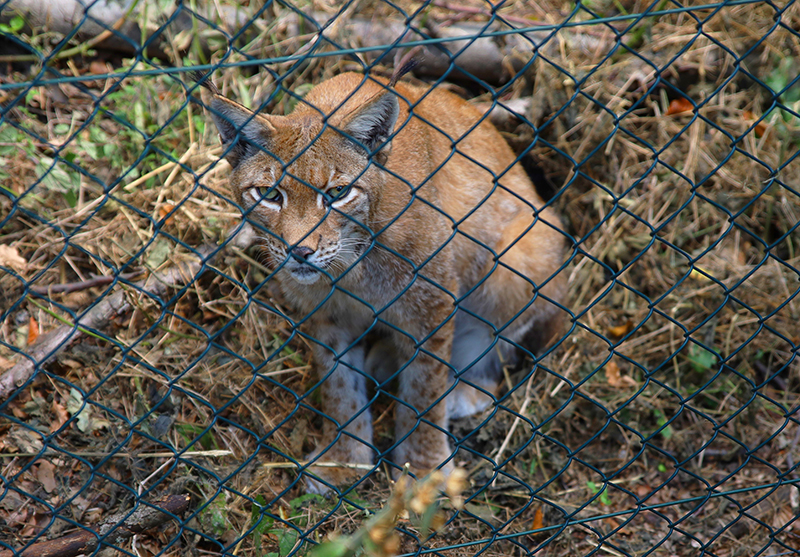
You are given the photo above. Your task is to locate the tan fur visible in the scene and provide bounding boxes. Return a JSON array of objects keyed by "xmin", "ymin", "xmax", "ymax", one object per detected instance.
[{"xmin": 202, "ymin": 72, "xmax": 565, "ymax": 492}]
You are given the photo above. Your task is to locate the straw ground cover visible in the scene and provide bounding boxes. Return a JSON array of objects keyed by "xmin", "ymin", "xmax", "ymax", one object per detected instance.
[{"xmin": 1, "ymin": 0, "xmax": 799, "ymax": 555}]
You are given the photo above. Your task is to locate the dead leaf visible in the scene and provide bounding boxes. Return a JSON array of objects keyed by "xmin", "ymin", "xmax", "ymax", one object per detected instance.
[
  {"xmin": 665, "ymin": 98, "xmax": 693, "ymax": 116},
  {"xmin": 0, "ymin": 355, "xmax": 12, "ymax": 373},
  {"xmin": 36, "ymin": 461, "xmax": 57, "ymax": 493},
  {"xmin": 27, "ymin": 316, "xmax": 39, "ymax": 345},
  {"xmin": 89, "ymin": 60, "xmax": 108, "ymax": 75},
  {"xmin": 10, "ymin": 401, "xmax": 28, "ymax": 419},
  {"xmin": 158, "ymin": 203, "xmax": 176, "ymax": 225},
  {"xmin": 743, "ymin": 110, "xmax": 767, "ymax": 137},
  {"xmin": 532, "ymin": 506, "xmax": 544, "ymax": 531},
  {"xmin": 67, "ymin": 388, "xmax": 110, "ymax": 433},
  {"xmin": 0, "ymin": 244, "xmax": 27, "ymax": 271},
  {"xmin": 289, "ymin": 419, "xmax": 309, "ymax": 455},
  {"xmin": 5, "ymin": 504, "xmax": 31, "ymax": 530},
  {"xmin": 51, "ymin": 399, "xmax": 69, "ymax": 433},
  {"xmin": 607, "ymin": 320, "xmax": 633, "ymax": 338},
  {"xmin": 6, "ymin": 426, "xmax": 44, "ymax": 454},
  {"xmin": 605, "ymin": 361, "xmax": 637, "ymax": 388}
]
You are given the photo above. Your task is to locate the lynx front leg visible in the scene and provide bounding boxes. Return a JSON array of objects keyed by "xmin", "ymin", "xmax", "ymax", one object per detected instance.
[
  {"xmin": 305, "ymin": 338, "xmax": 375, "ymax": 494},
  {"xmin": 392, "ymin": 325, "xmax": 455, "ymax": 479}
]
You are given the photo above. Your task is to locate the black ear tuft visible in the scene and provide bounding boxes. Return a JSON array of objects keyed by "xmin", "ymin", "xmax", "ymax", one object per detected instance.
[
  {"xmin": 190, "ymin": 70, "xmax": 275, "ymax": 168},
  {"xmin": 190, "ymin": 71, "xmax": 221, "ymax": 96},
  {"xmin": 206, "ymin": 96, "xmax": 276, "ymax": 169},
  {"xmin": 342, "ymin": 91, "xmax": 400, "ymax": 157}
]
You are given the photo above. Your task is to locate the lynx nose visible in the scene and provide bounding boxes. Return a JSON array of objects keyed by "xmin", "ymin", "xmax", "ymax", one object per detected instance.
[{"xmin": 290, "ymin": 246, "xmax": 315, "ymax": 260}]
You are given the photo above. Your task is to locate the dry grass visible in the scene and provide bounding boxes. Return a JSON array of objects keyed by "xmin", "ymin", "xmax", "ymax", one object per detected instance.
[{"xmin": 1, "ymin": 0, "xmax": 800, "ymax": 556}]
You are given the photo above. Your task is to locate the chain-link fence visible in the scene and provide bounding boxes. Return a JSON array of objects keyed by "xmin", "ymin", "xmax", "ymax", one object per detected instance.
[{"xmin": 1, "ymin": 0, "xmax": 800, "ymax": 556}]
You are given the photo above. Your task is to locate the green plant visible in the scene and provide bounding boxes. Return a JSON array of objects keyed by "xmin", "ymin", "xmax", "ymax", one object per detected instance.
[
  {"xmin": 652, "ymin": 409, "xmax": 674, "ymax": 440},
  {"xmin": 199, "ymin": 492, "xmax": 229, "ymax": 538},
  {"xmin": 0, "ymin": 15, "xmax": 25, "ymax": 35},
  {"xmin": 251, "ymin": 494, "xmax": 324, "ymax": 557},
  {"xmin": 764, "ymin": 56, "xmax": 800, "ymax": 150},
  {"xmin": 586, "ymin": 481, "xmax": 611, "ymax": 506},
  {"xmin": 686, "ymin": 344, "xmax": 716, "ymax": 374}
]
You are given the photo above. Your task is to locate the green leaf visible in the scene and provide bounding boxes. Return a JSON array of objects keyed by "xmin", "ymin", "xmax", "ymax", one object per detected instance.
[
  {"xmin": 81, "ymin": 141, "xmax": 100, "ymax": 160},
  {"xmin": 599, "ymin": 486, "xmax": 611, "ymax": 506},
  {"xmin": 653, "ymin": 409, "xmax": 674, "ymax": 440},
  {"xmin": 145, "ymin": 239, "xmax": 172, "ymax": 269},
  {"xmin": 278, "ymin": 529, "xmax": 299, "ymax": 556},
  {"xmin": 9, "ymin": 16, "xmax": 24, "ymax": 33},
  {"xmin": 174, "ymin": 422, "xmax": 217, "ymax": 449},
  {"xmin": 687, "ymin": 344, "xmax": 716, "ymax": 373},
  {"xmin": 63, "ymin": 188, "xmax": 78, "ymax": 208},
  {"xmin": 288, "ymin": 493, "xmax": 324, "ymax": 512},
  {"xmin": 35, "ymin": 157, "xmax": 81, "ymax": 200},
  {"xmin": 252, "ymin": 495, "xmax": 269, "ymax": 519},
  {"xmin": 198, "ymin": 493, "xmax": 228, "ymax": 538}
]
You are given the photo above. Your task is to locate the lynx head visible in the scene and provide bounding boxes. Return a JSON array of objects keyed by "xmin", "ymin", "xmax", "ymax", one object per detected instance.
[{"xmin": 201, "ymin": 75, "xmax": 400, "ymax": 285}]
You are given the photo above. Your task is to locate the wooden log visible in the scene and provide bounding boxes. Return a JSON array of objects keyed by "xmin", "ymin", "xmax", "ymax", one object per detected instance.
[{"xmin": 0, "ymin": 494, "xmax": 190, "ymax": 557}]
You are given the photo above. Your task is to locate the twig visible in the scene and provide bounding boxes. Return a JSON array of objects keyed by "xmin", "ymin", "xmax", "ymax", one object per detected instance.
[
  {"xmin": 0, "ymin": 449, "xmax": 233, "ymax": 459},
  {"xmin": 28, "ymin": 272, "xmax": 142, "ymax": 295},
  {"xmin": 261, "ymin": 461, "xmax": 376, "ymax": 470},
  {"xmin": 0, "ymin": 493, "xmax": 190, "ymax": 557},
  {"xmin": 0, "ymin": 246, "xmax": 216, "ymax": 401},
  {"xmin": 492, "ymin": 369, "xmax": 539, "ymax": 480},
  {"xmin": 122, "ymin": 159, "xmax": 186, "ymax": 191}
]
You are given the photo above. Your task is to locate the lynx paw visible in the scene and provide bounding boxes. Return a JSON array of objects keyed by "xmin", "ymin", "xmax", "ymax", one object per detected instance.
[
  {"xmin": 391, "ymin": 444, "xmax": 454, "ymax": 481},
  {"xmin": 447, "ymin": 380, "xmax": 499, "ymax": 420},
  {"xmin": 303, "ymin": 443, "xmax": 374, "ymax": 495}
]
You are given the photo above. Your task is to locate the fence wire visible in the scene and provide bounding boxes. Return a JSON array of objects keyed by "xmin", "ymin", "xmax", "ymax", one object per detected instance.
[{"xmin": 1, "ymin": 0, "xmax": 800, "ymax": 556}]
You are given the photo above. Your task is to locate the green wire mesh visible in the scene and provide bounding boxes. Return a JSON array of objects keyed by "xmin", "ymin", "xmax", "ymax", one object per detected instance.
[{"xmin": 1, "ymin": 0, "xmax": 800, "ymax": 556}]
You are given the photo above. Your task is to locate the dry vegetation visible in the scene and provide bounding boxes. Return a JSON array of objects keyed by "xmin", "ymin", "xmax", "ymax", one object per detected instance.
[{"xmin": 1, "ymin": 0, "xmax": 800, "ymax": 556}]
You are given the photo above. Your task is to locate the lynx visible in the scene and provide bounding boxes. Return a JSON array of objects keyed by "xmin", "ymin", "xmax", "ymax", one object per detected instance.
[{"xmin": 199, "ymin": 72, "xmax": 565, "ymax": 492}]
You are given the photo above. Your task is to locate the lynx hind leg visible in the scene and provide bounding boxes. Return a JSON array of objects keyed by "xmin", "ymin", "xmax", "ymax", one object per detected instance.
[
  {"xmin": 448, "ymin": 312, "xmax": 503, "ymax": 419},
  {"xmin": 305, "ymin": 343, "xmax": 376, "ymax": 495},
  {"xmin": 449, "ymin": 218, "xmax": 565, "ymax": 420},
  {"xmin": 494, "ymin": 212, "xmax": 567, "ymax": 356}
]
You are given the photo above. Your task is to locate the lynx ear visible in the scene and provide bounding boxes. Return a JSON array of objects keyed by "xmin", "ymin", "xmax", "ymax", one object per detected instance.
[
  {"xmin": 341, "ymin": 90, "xmax": 400, "ymax": 164},
  {"xmin": 205, "ymin": 93, "xmax": 276, "ymax": 168}
]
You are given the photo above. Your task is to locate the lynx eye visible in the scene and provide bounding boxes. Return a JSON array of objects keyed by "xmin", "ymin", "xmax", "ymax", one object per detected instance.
[
  {"xmin": 327, "ymin": 184, "xmax": 352, "ymax": 202},
  {"xmin": 253, "ymin": 186, "xmax": 282, "ymax": 204}
]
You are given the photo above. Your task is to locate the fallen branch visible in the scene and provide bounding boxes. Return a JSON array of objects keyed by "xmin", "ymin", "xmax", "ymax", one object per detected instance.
[
  {"xmin": 1, "ymin": 1, "xmax": 608, "ymax": 85},
  {"xmin": 0, "ymin": 246, "xmax": 216, "ymax": 401},
  {"xmin": 0, "ymin": 493, "xmax": 190, "ymax": 557},
  {"xmin": 0, "ymin": 0, "xmax": 138, "ymax": 63},
  {"xmin": 1, "ymin": 0, "xmax": 152, "ymax": 58},
  {"xmin": 28, "ymin": 271, "xmax": 142, "ymax": 295}
]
